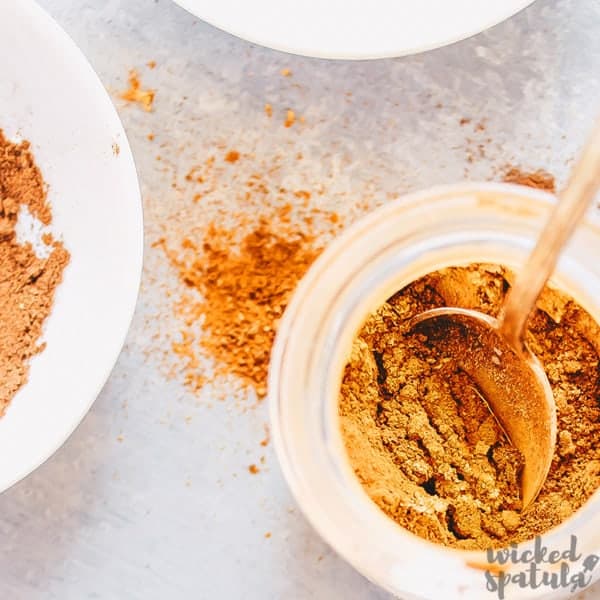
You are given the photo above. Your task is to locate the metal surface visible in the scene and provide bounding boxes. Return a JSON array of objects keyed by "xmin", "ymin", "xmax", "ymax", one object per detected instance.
[{"xmin": 1, "ymin": 0, "xmax": 599, "ymax": 598}]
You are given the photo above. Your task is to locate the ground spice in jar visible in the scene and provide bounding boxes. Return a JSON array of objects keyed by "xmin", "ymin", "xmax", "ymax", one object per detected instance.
[
  {"xmin": 339, "ymin": 264, "xmax": 600, "ymax": 550},
  {"xmin": 0, "ymin": 131, "xmax": 69, "ymax": 415}
]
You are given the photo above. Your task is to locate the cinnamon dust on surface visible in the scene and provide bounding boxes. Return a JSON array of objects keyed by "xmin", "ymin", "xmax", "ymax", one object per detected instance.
[
  {"xmin": 162, "ymin": 215, "xmax": 323, "ymax": 399},
  {"xmin": 152, "ymin": 123, "xmax": 347, "ymax": 402},
  {"xmin": 0, "ymin": 131, "xmax": 69, "ymax": 415},
  {"xmin": 120, "ymin": 69, "xmax": 155, "ymax": 112},
  {"xmin": 340, "ymin": 264, "xmax": 600, "ymax": 549}
]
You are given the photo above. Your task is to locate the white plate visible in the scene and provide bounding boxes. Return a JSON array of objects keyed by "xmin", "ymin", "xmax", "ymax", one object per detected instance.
[
  {"xmin": 174, "ymin": 0, "xmax": 535, "ymax": 59},
  {"xmin": 0, "ymin": 1, "xmax": 142, "ymax": 491}
]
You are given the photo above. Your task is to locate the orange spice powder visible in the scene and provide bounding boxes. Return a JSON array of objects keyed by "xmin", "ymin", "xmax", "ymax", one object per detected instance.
[
  {"xmin": 284, "ymin": 110, "xmax": 296, "ymax": 128},
  {"xmin": 502, "ymin": 167, "xmax": 556, "ymax": 193},
  {"xmin": 224, "ymin": 150, "xmax": 240, "ymax": 164},
  {"xmin": 165, "ymin": 217, "xmax": 323, "ymax": 399},
  {"xmin": 120, "ymin": 69, "xmax": 155, "ymax": 112}
]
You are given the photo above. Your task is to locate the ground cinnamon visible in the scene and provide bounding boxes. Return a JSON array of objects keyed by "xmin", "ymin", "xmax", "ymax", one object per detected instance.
[
  {"xmin": 120, "ymin": 69, "xmax": 155, "ymax": 112},
  {"xmin": 0, "ymin": 131, "xmax": 70, "ymax": 415},
  {"xmin": 340, "ymin": 264, "xmax": 600, "ymax": 549},
  {"xmin": 503, "ymin": 167, "xmax": 556, "ymax": 193},
  {"xmin": 162, "ymin": 216, "xmax": 322, "ymax": 398}
]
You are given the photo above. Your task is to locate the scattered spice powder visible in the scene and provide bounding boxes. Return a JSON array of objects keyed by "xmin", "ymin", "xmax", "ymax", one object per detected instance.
[
  {"xmin": 340, "ymin": 264, "xmax": 600, "ymax": 549},
  {"xmin": 152, "ymin": 114, "xmax": 348, "ymax": 404},
  {"xmin": 165, "ymin": 217, "xmax": 322, "ymax": 399},
  {"xmin": 280, "ymin": 68, "xmax": 292, "ymax": 77},
  {"xmin": 120, "ymin": 69, "xmax": 155, "ymax": 112},
  {"xmin": 0, "ymin": 131, "xmax": 70, "ymax": 415},
  {"xmin": 264, "ymin": 103, "xmax": 273, "ymax": 118},
  {"xmin": 502, "ymin": 166, "xmax": 556, "ymax": 193}
]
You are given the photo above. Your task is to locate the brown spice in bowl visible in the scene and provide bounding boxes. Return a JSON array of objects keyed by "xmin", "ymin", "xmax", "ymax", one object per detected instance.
[
  {"xmin": 0, "ymin": 131, "xmax": 70, "ymax": 415},
  {"xmin": 339, "ymin": 264, "xmax": 600, "ymax": 550}
]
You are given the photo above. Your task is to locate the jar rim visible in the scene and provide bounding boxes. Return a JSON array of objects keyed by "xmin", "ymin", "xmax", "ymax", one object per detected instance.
[{"xmin": 269, "ymin": 182, "xmax": 600, "ymax": 599}]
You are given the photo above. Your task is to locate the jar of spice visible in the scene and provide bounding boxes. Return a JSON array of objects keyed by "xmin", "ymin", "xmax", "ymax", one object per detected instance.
[{"xmin": 269, "ymin": 182, "xmax": 600, "ymax": 600}]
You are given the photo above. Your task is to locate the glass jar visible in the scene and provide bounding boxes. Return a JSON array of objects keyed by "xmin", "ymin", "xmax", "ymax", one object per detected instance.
[{"xmin": 269, "ymin": 183, "xmax": 600, "ymax": 600}]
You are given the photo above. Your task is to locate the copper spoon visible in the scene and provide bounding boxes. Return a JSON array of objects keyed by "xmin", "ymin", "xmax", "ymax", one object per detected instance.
[{"xmin": 410, "ymin": 122, "xmax": 600, "ymax": 509}]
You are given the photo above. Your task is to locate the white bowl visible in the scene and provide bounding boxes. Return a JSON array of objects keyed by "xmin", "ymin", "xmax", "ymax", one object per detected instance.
[
  {"xmin": 0, "ymin": 1, "xmax": 143, "ymax": 491},
  {"xmin": 173, "ymin": 0, "xmax": 535, "ymax": 59}
]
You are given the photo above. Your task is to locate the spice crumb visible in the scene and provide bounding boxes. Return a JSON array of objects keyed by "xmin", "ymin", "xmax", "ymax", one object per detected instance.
[
  {"xmin": 341, "ymin": 264, "xmax": 600, "ymax": 550},
  {"xmin": 248, "ymin": 464, "xmax": 260, "ymax": 475},
  {"xmin": 280, "ymin": 68, "xmax": 292, "ymax": 77},
  {"xmin": 224, "ymin": 150, "xmax": 240, "ymax": 163},
  {"xmin": 293, "ymin": 190, "xmax": 311, "ymax": 201},
  {"xmin": 147, "ymin": 60, "xmax": 157, "ymax": 69},
  {"xmin": 120, "ymin": 69, "xmax": 155, "ymax": 112},
  {"xmin": 264, "ymin": 103, "xmax": 273, "ymax": 118},
  {"xmin": 284, "ymin": 110, "xmax": 295, "ymax": 128},
  {"xmin": 558, "ymin": 430, "xmax": 576, "ymax": 457},
  {"xmin": 503, "ymin": 166, "xmax": 556, "ymax": 193}
]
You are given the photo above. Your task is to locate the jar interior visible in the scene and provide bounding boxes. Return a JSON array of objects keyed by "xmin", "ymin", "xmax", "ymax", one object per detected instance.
[
  {"xmin": 271, "ymin": 185, "xmax": 600, "ymax": 599},
  {"xmin": 333, "ymin": 249, "xmax": 600, "ymax": 550}
]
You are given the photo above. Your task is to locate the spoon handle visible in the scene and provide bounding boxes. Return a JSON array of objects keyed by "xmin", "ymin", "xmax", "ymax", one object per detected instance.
[{"xmin": 499, "ymin": 120, "xmax": 600, "ymax": 350}]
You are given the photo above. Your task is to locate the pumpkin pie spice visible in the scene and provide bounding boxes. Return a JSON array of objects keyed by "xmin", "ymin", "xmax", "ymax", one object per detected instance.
[
  {"xmin": 340, "ymin": 264, "xmax": 600, "ymax": 549},
  {"xmin": 162, "ymin": 215, "xmax": 323, "ymax": 399}
]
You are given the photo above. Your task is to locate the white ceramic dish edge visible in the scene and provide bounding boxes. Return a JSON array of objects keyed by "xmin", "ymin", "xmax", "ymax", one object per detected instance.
[{"xmin": 0, "ymin": 1, "xmax": 143, "ymax": 492}]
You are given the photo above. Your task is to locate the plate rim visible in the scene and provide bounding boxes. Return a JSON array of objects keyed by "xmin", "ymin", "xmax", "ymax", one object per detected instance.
[{"xmin": 172, "ymin": 0, "xmax": 536, "ymax": 60}]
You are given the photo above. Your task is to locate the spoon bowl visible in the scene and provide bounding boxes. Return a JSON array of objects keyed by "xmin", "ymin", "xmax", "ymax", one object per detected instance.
[
  {"xmin": 409, "ymin": 119, "xmax": 600, "ymax": 507},
  {"xmin": 409, "ymin": 307, "xmax": 556, "ymax": 509}
]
